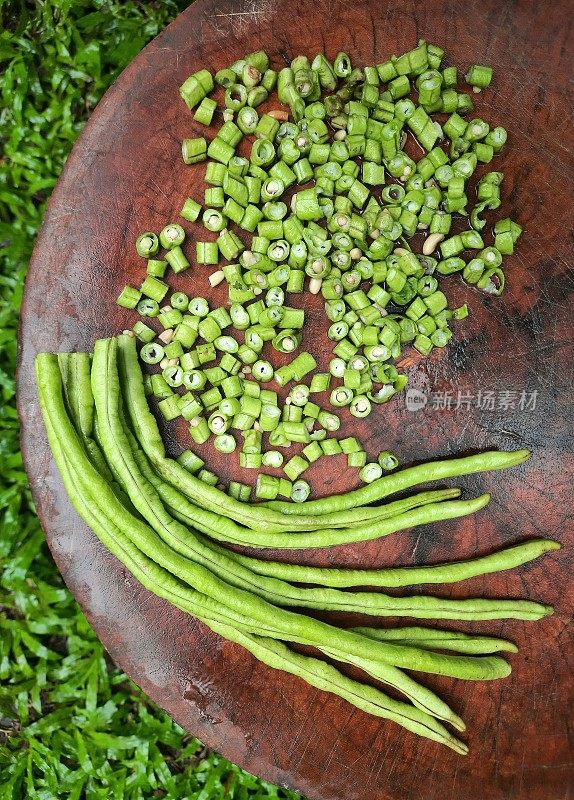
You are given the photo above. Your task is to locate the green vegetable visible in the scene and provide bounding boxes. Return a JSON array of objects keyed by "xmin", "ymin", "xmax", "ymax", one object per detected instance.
[{"xmin": 35, "ymin": 342, "xmax": 558, "ymax": 758}]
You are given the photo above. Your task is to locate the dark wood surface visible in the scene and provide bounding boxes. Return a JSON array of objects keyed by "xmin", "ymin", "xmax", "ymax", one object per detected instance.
[{"xmin": 17, "ymin": 0, "xmax": 574, "ymax": 797}]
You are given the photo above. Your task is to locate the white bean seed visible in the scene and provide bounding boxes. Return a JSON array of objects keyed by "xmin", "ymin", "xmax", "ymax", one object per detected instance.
[{"xmin": 422, "ymin": 233, "xmax": 445, "ymax": 255}]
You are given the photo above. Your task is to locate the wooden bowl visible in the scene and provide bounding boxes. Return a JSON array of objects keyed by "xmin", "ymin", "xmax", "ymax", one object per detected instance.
[{"xmin": 17, "ymin": 0, "xmax": 574, "ymax": 797}]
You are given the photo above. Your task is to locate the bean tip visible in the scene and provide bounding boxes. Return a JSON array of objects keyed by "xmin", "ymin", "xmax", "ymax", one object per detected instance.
[
  {"xmin": 505, "ymin": 448, "xmax": 532, "ymax": 467},
  {"xmin": 450, "ymin": 716, "xmax": 466, "ymax": 733},
  {"xmin": 513, "ymin": 448, "xmax": 531, "ymax": 464},
  {"xmin": 453, "ymin": 740, "xmax": 469, "ymax": 756},
  {"xmin": 491, "ymin": 448, "xmax": 531, "ymax": 469},
  {"xmin": 543, "ymin": 540, "xmax": 561, "ymax": 552}
]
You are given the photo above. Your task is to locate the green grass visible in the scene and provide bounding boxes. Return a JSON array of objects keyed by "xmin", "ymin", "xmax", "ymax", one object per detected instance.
[{"xmin": 0, "ymin": 2, "xmax": 302, "ymax": 797}]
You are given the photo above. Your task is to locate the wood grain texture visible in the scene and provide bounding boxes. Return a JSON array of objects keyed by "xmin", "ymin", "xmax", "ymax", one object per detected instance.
[{"xmin": 17, "ymin": 0, "xmax": 574, "ymax": 797}]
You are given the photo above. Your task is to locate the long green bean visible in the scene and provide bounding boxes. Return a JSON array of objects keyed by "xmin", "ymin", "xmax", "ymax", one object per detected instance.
[
  {"xmin": 234, "ymin": 635, "xmax": 468, "ymax": 753},
  {"xmin": 320, "ymin": 646, "xmax": 465, "ymax": 730},
  {"xmin": 126, "ymin": 429, "xmax": 481, "ymax": 616},
  {"xmin": 267, "ymin": 448, "xmax": 530, "ymax": 516},
  {"xmin": 351, "ymin": 626, "xmax": 518, "ymax": 655},
  {"xmin": 114, "ymin": 335, "xmax": 493, "ymax": 549},
  {"xmin": 60, "ymin": 351, "xmax": 116, "ymax": 485},
  {"xmin": 203, "ymin": 537, "xmax": 560, "ymax": 587},
  {"xmin": 130, "ymin": 422, "xmax": 462, "ymax": 548}
]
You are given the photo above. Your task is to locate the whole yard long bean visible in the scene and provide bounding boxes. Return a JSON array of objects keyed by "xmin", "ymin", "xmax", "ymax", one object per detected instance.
[
  {"xmin": 131, "ymin": 421, "xmax": 461, "ymax": 548},
  {"xmin": 204, "ymin": 537, "xmax": 560, "ymax": 587},
  {"xmin": 59, "ymin": 351, "xmax": 116, "ymax": 485},
  {"xmin": 210, "ymin": 631, "xmax": 469, "ymax": 755},
  {"xmin": 135, "ymin": 429, "xmax": 492, "ymax": 550},
  {"xmin": 128, "ymin": 430, "xmax": 478, "ymax": 614},
  {"xmin": 129, "ymin": 427, "xmax": 553, "ymax": 615},
  {"xmin": 267, "ymin": 449, "xmax": 531, "ymax": 516},
  {"xmin": 320, "ymin": 646, "xmax": 466, "ymax": 730},
  {"xmin": 351, "ymin": 626, "xmax": 518, "ymax": 655}
]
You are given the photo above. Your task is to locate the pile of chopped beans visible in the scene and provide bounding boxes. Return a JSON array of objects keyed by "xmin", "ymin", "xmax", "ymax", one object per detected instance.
[{"xmin": 117, "ymin": 41, "xmax": 521, "ymax": 501}]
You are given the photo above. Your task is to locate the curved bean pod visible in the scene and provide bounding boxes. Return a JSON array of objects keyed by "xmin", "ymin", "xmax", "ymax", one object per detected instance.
[
  {"xmin": 224, "ymin": 634, "xmax": 468, "ymax": 754},
  {"xmin": 351, "ymin": 626, "xmax": 519, "ymax": 655},
  {"xmin": 60, "ymin": 351, "xmax": 116, "ymax": 485},
  {"xmin": 320, "ymin": 646, "xmax": 466, "ymax": 731},
  {"xmin": 267, "ymin": 450, "xmax": 531, "ymax": 516},
  {"xmin": 131, "ymin": 431, "xmax": 461, "ymax": 549},
  {"xmin": 204, "ymin": 538, "xmax": 560, "ymax": 587},
  {"xmin": 111, "ymin": 333, "xmax": 493, "ymax": 550},
  {"xmin": 127, "ymin": 434, "xmax": 475, "ymax": 615}
]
